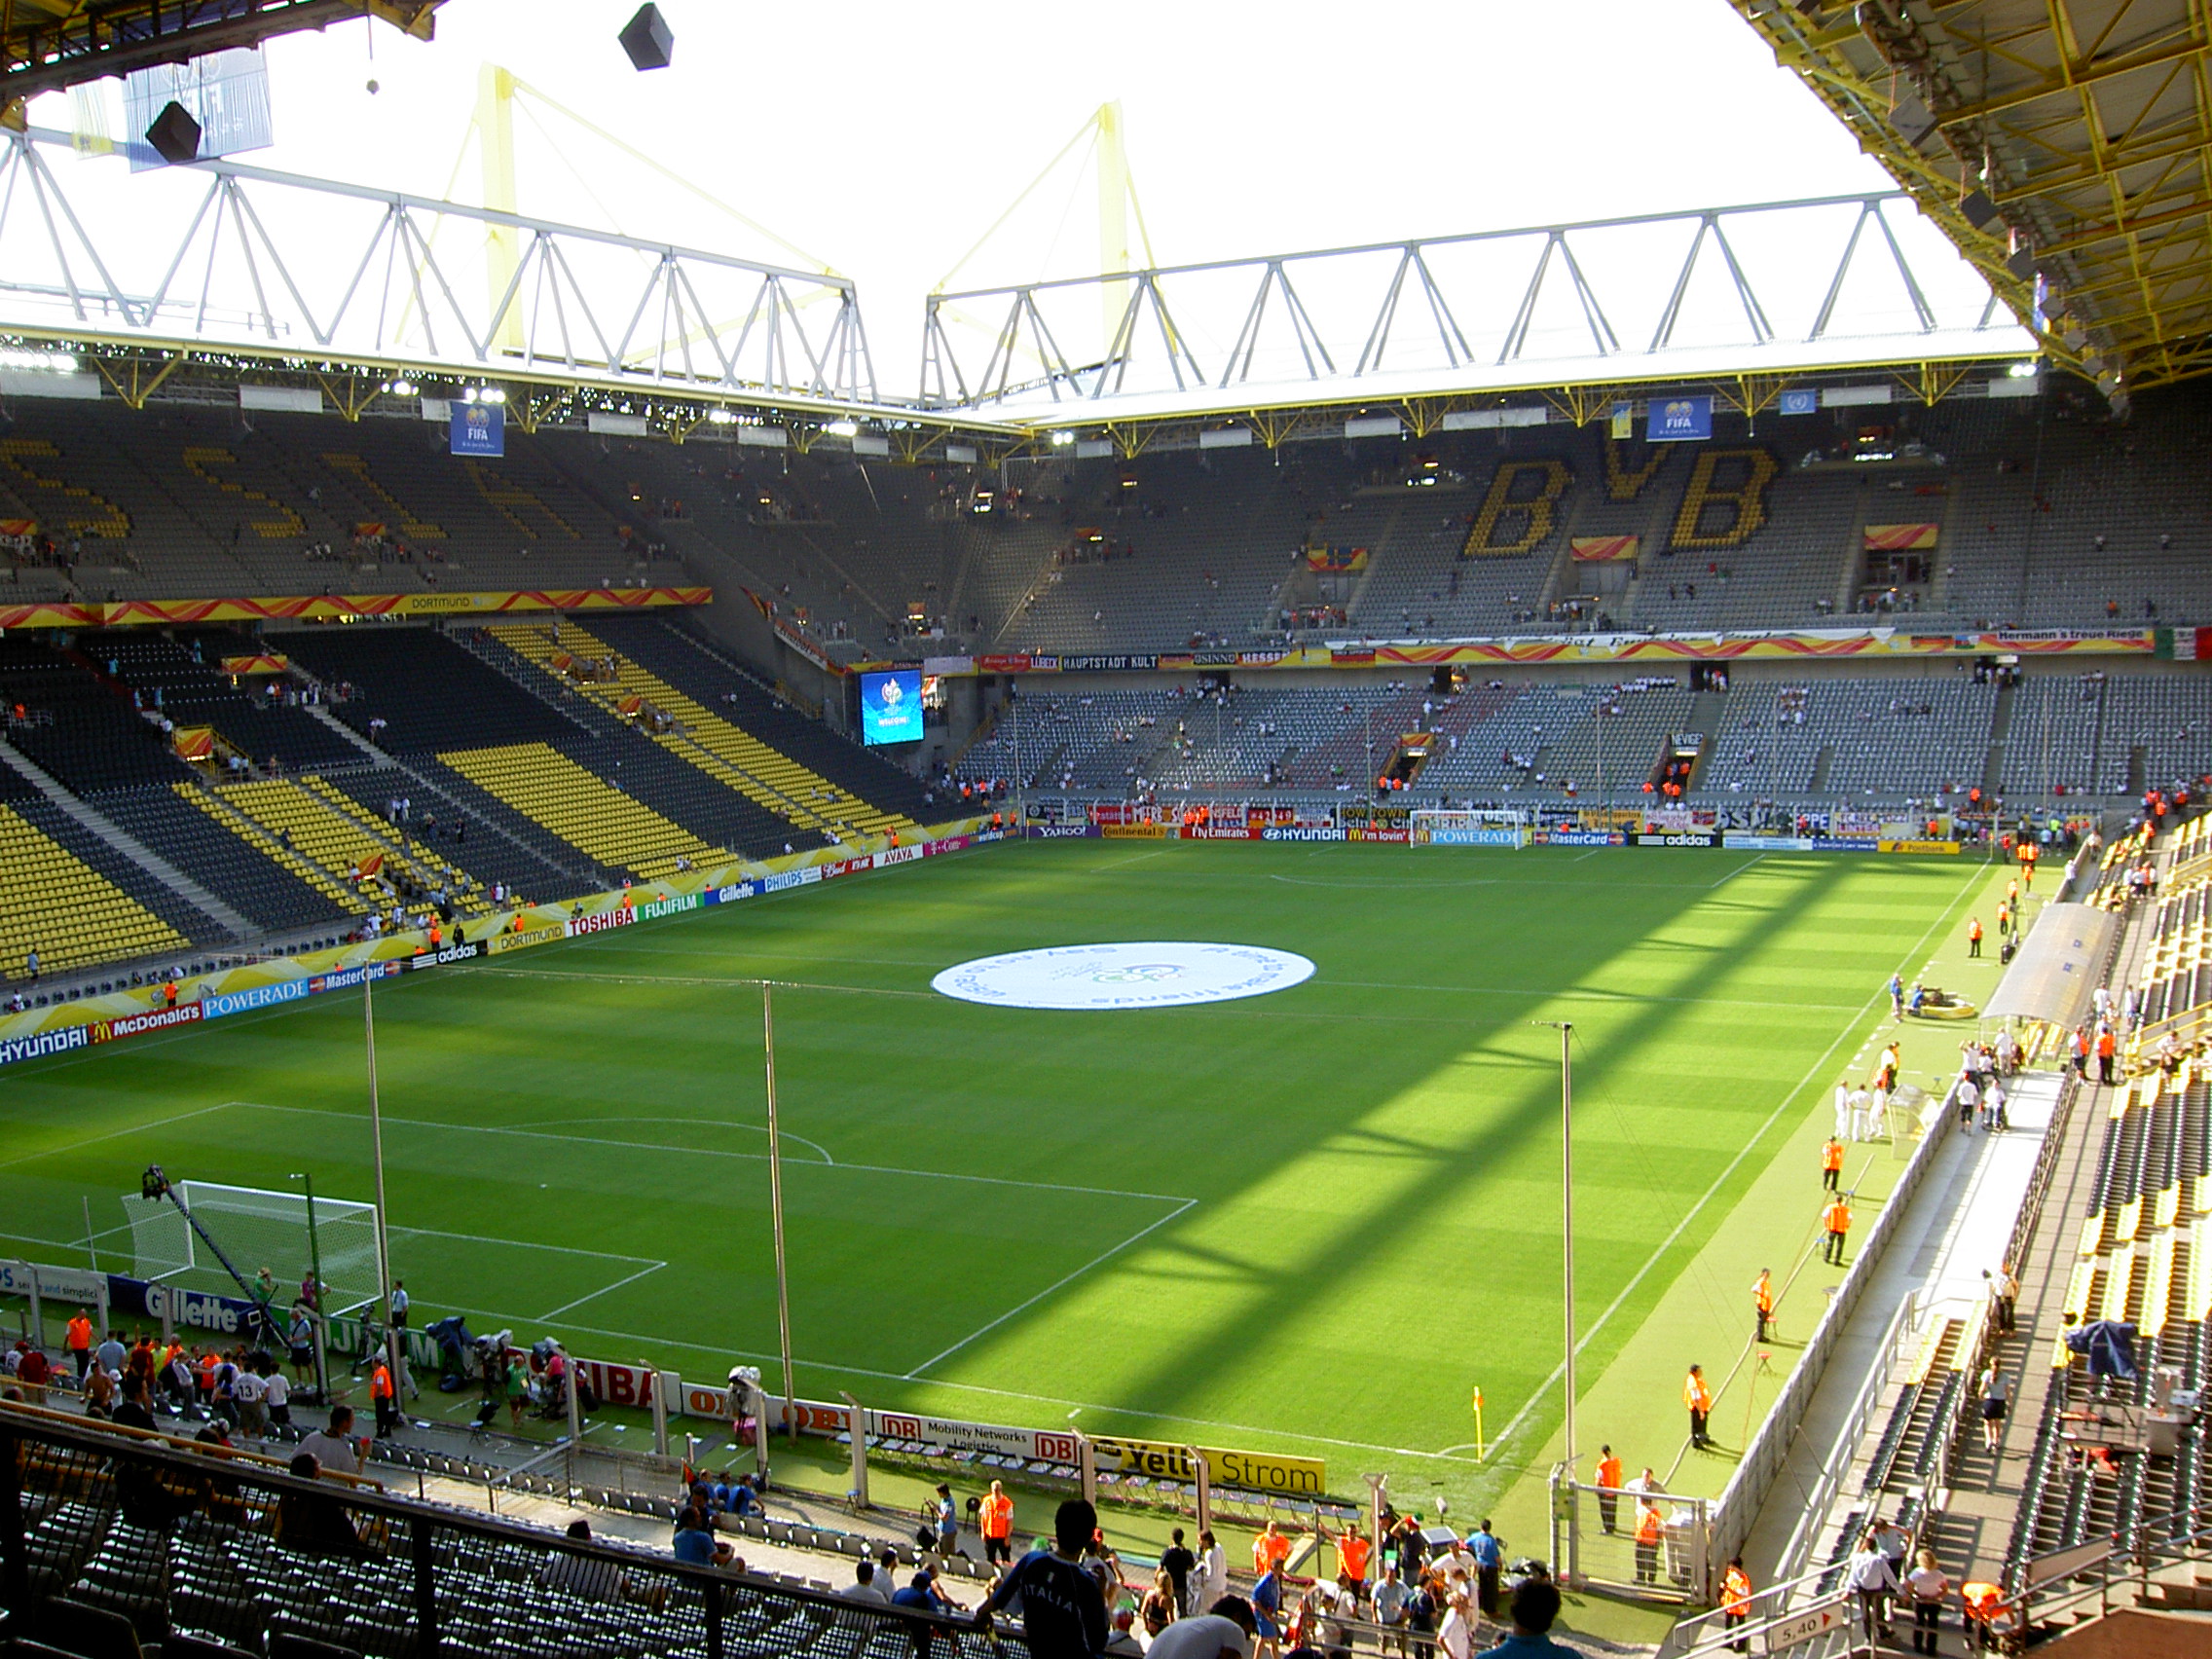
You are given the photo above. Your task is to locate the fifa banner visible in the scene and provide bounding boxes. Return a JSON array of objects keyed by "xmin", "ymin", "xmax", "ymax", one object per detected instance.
[
  {"xmin": 170, "ymin": 725, "xmax": 215, "ymax": 761},
  {"xmin": 1569, "ymin": 536, "xmax": 1639, "ymax": 563},
  {"xmin": 1648, "ymin": 394, "xmax": 1712, "ymax": 443},
  {"xmin": 1305, "ymin": 546, "xmax": 1369, "ymax": 571},
  {"xmin": 0, "ymin": 822, "xmax": 1006, "ymax": 1065},
  {"xmin": 219, "ymin": 654, "xmax": 289, "ymax": 675},
  {"xmin": 1863, "ymin": 524, "xmax": 1938, "ymax": 551},
  {"xmin": 1412, "ymin": 811, "xmax": 1528, "ymax": 848}
]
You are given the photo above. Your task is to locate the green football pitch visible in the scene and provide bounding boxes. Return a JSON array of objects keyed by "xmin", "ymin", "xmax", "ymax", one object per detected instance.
[{"xmin": 0, "ymin": 838, "xmax": 1987, "ymax": 1511}]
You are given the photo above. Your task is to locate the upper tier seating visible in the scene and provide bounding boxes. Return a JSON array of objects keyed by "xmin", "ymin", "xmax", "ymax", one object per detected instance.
[
  {"xmin": 0, "ymin": 639, "xmax": 195, "ymax": 795},
  {"xmin": 81, "ymin": 631, "xmax": 362, "ymax": 772}
]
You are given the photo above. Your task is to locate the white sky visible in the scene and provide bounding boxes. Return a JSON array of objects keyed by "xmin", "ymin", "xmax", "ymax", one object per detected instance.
[{"xmin": 31, "ymin": 2, "xmax": 1899, "ymax": 315}]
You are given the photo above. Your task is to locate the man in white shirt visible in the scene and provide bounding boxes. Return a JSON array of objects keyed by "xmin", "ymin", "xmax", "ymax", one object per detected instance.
[
  {"xmin": 1847, "ymin": 1086, "xmax": 1872, "ymax": 1141},
  {"xmin": 232, "ymin": 1366, "xmax": 268, "ymax": 1438},
  {"xmin": 1846, "ymin": 1536, "xmax": 1900, "ymax": 1646},
  {"xmin": 299, "ymin": 1405, "xmax": 366, "ymax": 1476},
  {"xmin": 1145, "ymin": 1604, "xmax": 1254, "ymax": 1659},
  {"xmin": 841, "ymin": 1559, "xmax": 890, "ymax": 1605},
  {"xmin": 263, "ymin": 1367, "xmax": 292, "ymax": 1427}
]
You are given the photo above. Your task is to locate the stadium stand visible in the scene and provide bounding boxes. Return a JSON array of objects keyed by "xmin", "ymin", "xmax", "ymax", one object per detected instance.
[
  {"xmin": 437, "ymin": 742, "xmax": 730, "ymax": 879},
  {"xmin": 280, "ymin": 625, "xmax": 809, "ymax": 870},
  {"xmin": 585, "ymin": 616, "xmax": 940, "ymax": 825},
  {"xmin": 0, "ymin": 639, "xmax": 194, "ymax": 796},
  {"xmin": 1, "ymin": 384, "xmax": 2210, "ymax": 641},
  {"xmin": 482, "ymin": 620, "xmax": 916, "ymax": 843},
  {"xmin": 0, "ymin": 803, "xmax": 191, "ymax": 983},
  {"xmin": 95, "ymin": 787, "xmax": 357, "ymax": 939},
  {"xmin": 0, "ymin": 1403, "xmax": 1020, "ymax": 1659}
]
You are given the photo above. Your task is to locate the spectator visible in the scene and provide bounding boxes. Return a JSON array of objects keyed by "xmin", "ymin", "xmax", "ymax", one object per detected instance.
[
  {"xmin": 1473, "ymin": 1576, "xmax": 1584, "ymax": 1658},
  {"xmin": 543, "ymin": 1519, "xmax": 629, "ymax": 1602},
  {"xmin": 842, "ymin": 1558, "xmax": 890, "ymax": 1605},
  {"xmin": 275, "ymin": 1451, "xmax": 365, "ymax": 1554},
  {"xmin": 1145, "ymin": 1599, "xmax": 1256, "ymax": 1659},
  {"xmin": 976, "ymin": 1498, "xmax": 1110, "ymax": 1659},
  {"xmin": 671, "ymin": 1504, "xmax": 730, "ymax": 1567},
  {"xmin": 299, "ymin": 1405, "xmax": 365, "ymax": 1475}
]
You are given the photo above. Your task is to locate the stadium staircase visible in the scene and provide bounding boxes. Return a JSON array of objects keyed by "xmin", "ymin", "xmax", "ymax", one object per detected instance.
[
  {"xmin": 173, "ymin": 785, "xmax": 376, "ymax": 923},
  {"xmin": 483, "ymin": 621, "xmax": 919, "ymax": 842},
  {"xmin": 1860, "ymin": 1314, "xmax": 1971, "ymax": 1498},
  {"xmin": 214, "ymin": 777, "xmax": 495, "ymax": 918}
]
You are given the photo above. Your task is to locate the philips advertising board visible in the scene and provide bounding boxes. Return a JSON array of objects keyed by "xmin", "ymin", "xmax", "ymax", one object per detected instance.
[{"xmin": 860, "ymin": 669, "xmax": 924, "ymax": 745}]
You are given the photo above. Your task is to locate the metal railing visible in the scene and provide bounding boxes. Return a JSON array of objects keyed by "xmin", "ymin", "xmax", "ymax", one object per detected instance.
[{"xmin": 0, "ymin": 1403, "xmax": 1035, "ymax": 1659}]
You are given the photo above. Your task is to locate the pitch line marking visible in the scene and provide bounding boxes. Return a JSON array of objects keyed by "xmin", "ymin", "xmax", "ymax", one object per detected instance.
[
  {"xmin": 475, "ymin": 965, "xmax": 939, "ymax": 1002},
  {"xmin": 384, "ymin": 1222, "xmax": 662, "ymax": 1267},
  {"xmin": 0, "ymin": 1102, "xmax": 232, "ymax": 1171},
  {"xmin": 220, "ymin": 1100, "xmax": 1194, "ymax": 1205},
  {"xmin": 1484, "ymin": 860, "xmax": 1986, "ymax": 1461},
  {"xmin": 903, "ymin": 1198, "xmax": 1199, "ymax": 1381},
  {"xmin": 535, "ymin": 1262, "xmax": 670, "ymax": 1323},
  {"xmin": 529, "ymin": 1114, "xmax": 835, "ymax": 1166}
]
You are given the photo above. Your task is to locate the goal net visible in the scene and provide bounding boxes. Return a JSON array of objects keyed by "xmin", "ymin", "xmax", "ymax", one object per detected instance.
[{"xmin": 121, "ymin": 1181, "xmax": 381, "ymax": 1312}]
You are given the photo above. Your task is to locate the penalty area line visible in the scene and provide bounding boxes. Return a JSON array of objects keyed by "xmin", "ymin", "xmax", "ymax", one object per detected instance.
[
  {"xmin": 535, "ymin": 1261, "xmax": 671, "ymax": 1323},
  {"xmin": 903, "ymin": 1197, "xmax": 1199, "ymax": 1381}
]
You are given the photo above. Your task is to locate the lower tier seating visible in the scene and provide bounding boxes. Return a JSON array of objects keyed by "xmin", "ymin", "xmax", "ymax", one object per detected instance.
[{"xmin": 0, "ymin": 803, "xmax": 191, "ymax": 982}]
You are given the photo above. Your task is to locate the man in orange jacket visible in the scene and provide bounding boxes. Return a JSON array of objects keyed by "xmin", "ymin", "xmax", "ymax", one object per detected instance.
[
  {"xmin": 371, "ymin": 1357, "xmax": 397, "ymax": 1438},
  {"xmin": 1595, "ymin": 1445, "xmax": 1624, "ymax": 1534},
  {"xmin": 1822, "ymin": 1136, "xmax": 1845, "ymax": 1193},
  {"xmin": 1967, "ymin": 916, "xmax": 1983, "ymax": 957},
  {"xmin": 1752, "ymin": 1270, "xmax": 1776, "ymax": 1343},
  {"xmin": 1824, "ymin": 1196, "xmax": 1854, "ymax": 1266},
  {"xmin": 978, "ymin": 1480, "xmax": 1014, "ymax": 1567},
  {"xmin": 65, "ymin": 1309, "xmax": 92, "ymax": 1380},
  {"xmin": 1684, "ymin": 1365, "xmax": 1714, "ymax": 1450},
  {"xmin": 1722, "ymin": 1558, "xmax": 1754, "ymax": 1652}
]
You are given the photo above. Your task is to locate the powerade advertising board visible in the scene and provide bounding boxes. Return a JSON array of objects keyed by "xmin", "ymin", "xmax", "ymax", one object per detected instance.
[{"xmin": 860, "ymin": 669, "xmax": 923, "ymax": 745}]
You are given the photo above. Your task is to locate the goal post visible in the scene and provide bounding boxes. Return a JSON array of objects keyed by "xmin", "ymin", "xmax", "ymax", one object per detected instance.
[{"xmin": 120, "ymin": 1181, "xmax": 382, "ymax": 1313}]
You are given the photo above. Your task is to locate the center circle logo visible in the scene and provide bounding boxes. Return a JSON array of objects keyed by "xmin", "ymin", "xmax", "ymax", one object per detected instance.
[{"xmin": 932, "ymin": 941, "xmax": 1315, "ymax": 1012}]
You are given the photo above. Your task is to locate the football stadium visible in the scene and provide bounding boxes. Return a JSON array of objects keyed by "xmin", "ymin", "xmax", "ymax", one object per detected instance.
[{"xmin": 0, "ymin": 3, "xmax": 2209, "ymax": 1657}]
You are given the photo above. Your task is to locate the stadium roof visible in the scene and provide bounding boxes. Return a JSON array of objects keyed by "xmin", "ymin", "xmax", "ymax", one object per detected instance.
[
  {"xmin": 1732, "ymin": 0, "xmax": 2212, "ymax": 399},
  {"xmin": 0, "ymin": 1, "xmax": 438, "ymax": 107}
]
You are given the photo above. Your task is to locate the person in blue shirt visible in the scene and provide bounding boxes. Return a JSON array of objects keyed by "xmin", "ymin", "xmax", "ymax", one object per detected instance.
[
  {"xmin": 1469, "ymin": 1521, "xmax": 1504, "ymax": 1617},
  {"xmin": 1475, "ymin": 1576, "xmax": 1584, "ymax": 1659},
  {"xmin": 977, "ymin": 1499, "xmax": 1110, "ymax": 1659},
  {"xmin": 893, "ymin": 1567, "xmax": 963, "ymax": 1659},
  {"xmin": 671, "ymin": 1505, "xmax": 731, "ymax": 1568},
  {"xmin": 1249, "ymin": 1563, "xmax": 1283, "ymax": 1659}
]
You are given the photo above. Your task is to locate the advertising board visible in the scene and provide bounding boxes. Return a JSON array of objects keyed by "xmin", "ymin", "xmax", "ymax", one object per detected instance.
[{"xmin": 860, "ymin": 669, "xmax": 925, "ymax": 745}]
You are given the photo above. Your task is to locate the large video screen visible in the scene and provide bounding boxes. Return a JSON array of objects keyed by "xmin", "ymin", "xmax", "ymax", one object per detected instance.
[{"xmin": 859, "ymin": 669, "xmax": 924, "ymax": 746}]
